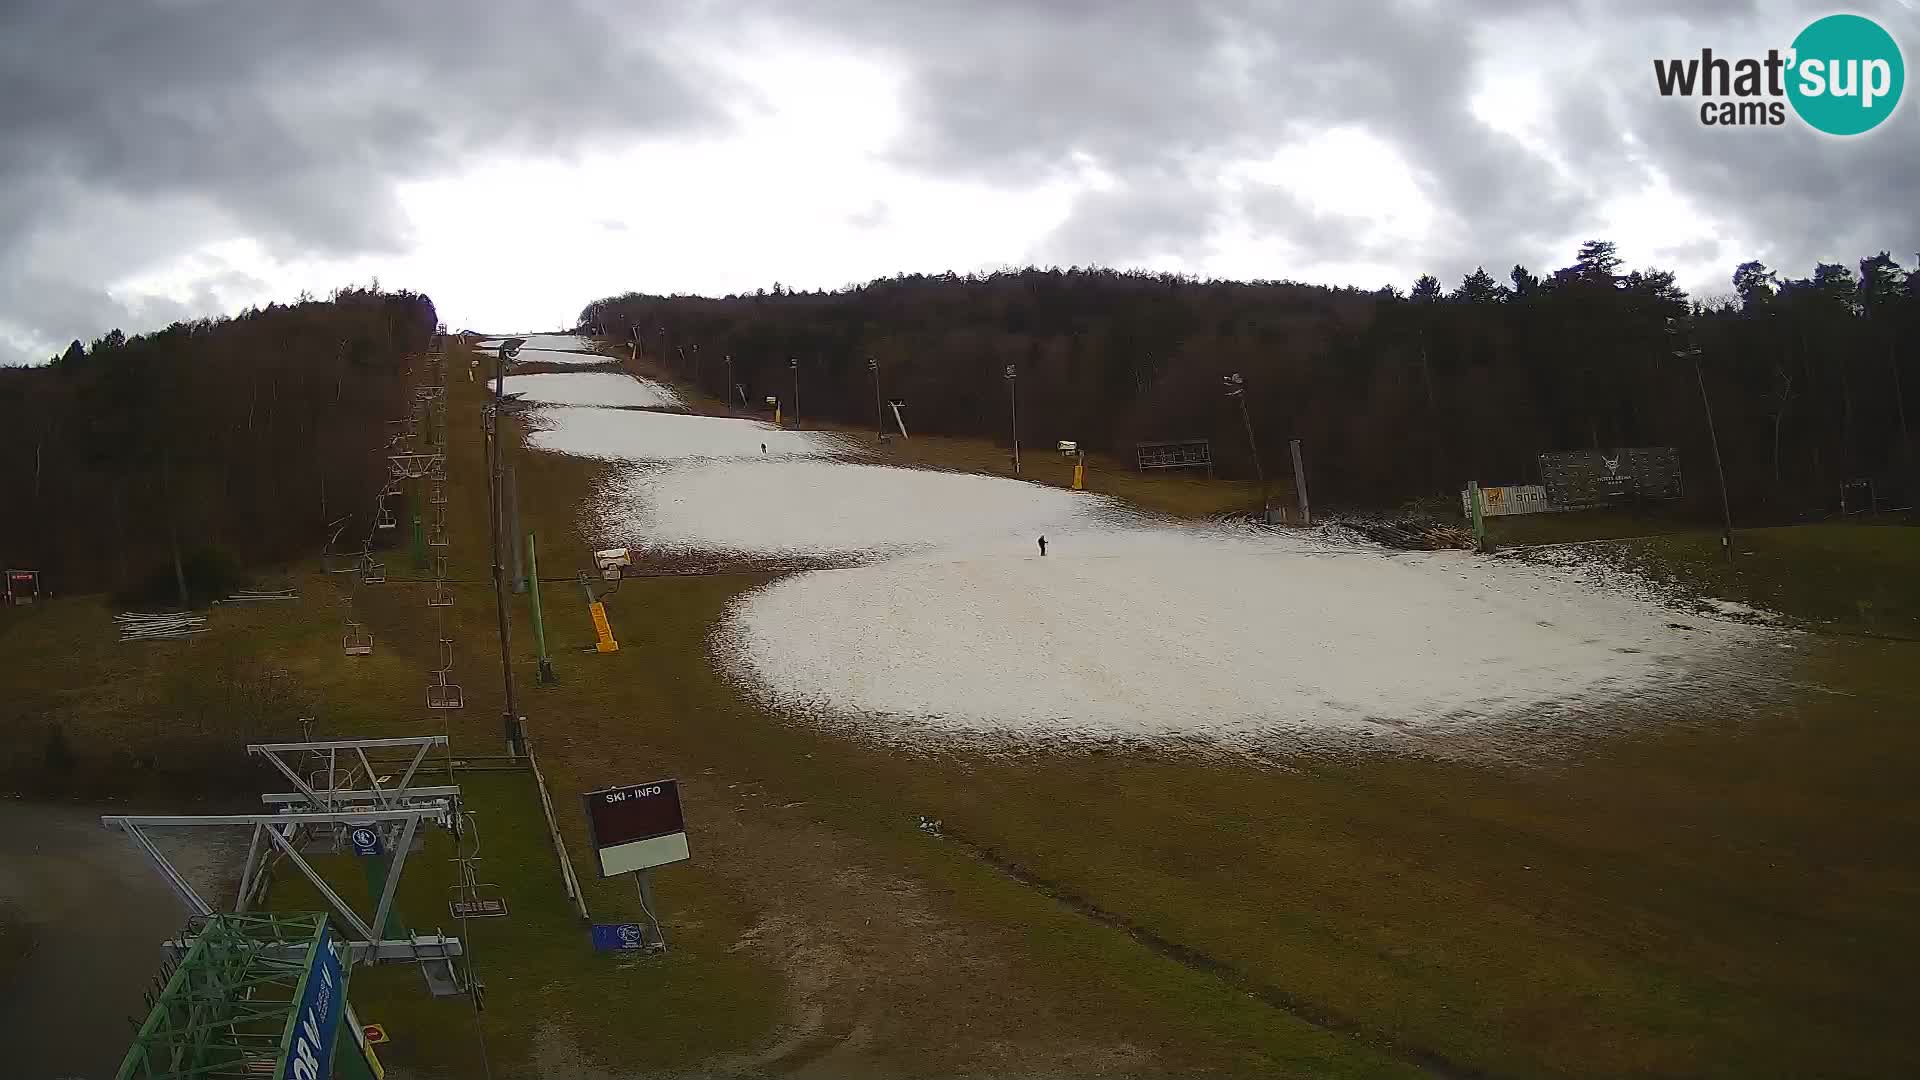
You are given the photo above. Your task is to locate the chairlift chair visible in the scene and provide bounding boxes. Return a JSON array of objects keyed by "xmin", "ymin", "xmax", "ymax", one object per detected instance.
[
  {"xmin": 363, "ymin": 560, "xmax": 386, "ymax": 585},
  {"xmin": 428, "ymin": 525, "xmax": 449, "ymax": 548},
  {"xmin": 448, "ymin": 813, "xmax": 507, "ymax": 914},
  {"xmin": 431, "ymin": 483, "xmax": 448, "ymax": 505},
  {"xmin": 428, "ymin": 580, "xmax": 454, "ymax": 607},
  {"xmin": 375, "ymin": 504, "xmax": 398, "ymax": 530},
  {"xmin": 427, "ymin": 456, "xmax": 447, "ymax": 481},
  {"xmin": 426, "ymin": 670, "xmax": 464, "ymax": 710},
  {"xmin": 344, "ymin": 621, "xmax": 374, "ymax": 656}
]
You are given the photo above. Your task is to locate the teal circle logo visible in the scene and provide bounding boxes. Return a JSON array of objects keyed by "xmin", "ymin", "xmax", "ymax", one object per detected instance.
[{"xmin": 1788, "ymin": 14, "xmax": 1904, "ymax": 135}]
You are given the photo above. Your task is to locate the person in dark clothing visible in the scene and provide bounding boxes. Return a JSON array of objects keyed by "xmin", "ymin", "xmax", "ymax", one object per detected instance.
[
  {"xmin": 1038, "ymin": 535, "xmax": 1047, "ymax": 556},
  {"xmin": 760, "ymin": 443, "xmax": 767, "ymax": 454}
]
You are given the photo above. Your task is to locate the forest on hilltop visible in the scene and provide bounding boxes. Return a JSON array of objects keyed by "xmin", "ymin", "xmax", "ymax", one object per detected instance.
[
  {"xmin": 580, "ymin": 242, "xmax": 1920, "ymax": 516},
  {"xmin": 0, "ymin": 287, "xmax": 438, "ymax": 601}
]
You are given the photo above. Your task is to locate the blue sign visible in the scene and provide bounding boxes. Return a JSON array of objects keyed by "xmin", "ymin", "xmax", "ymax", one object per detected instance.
[
  {"xmin": 281, "ymin": 924, "xmax": 346, "ymax": 1080},
  {"xmin": 591, "ymin": 922, "xmax": 649, "ymax": 952},
  {"xmin": 347, "ymin": 824, "xmax": 383, "ymax": 858}
]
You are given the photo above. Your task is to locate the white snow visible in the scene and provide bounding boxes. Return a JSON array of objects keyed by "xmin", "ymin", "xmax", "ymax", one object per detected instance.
[
  {"xmin": 508, "ymin": 348, "xmax": 616, "ymax": 367},
  {"xmin": 716, "ymin": 528, "xmax": 1754, "ymax": 742},
  {"xmin": 596, "ymin": 458, "xmax": 1129, "ymax": 558},
  {"xmin": 503, "ymin": 372, "xmax": 682, "ymax": 409},
  {"xmin": 476, "ymin": 334, "xmax": 597, "ymax": 353},
  {"xmin": 527, "ymin": 407, "xmax": 854, "ymax": 464},
  {"xmin": 1699, "ymin": 597, "xmax": 1778, "ymax": 622},
  {"xmin": 512, "ymin": 384, "xmax": 1762, "ymax": 748}
]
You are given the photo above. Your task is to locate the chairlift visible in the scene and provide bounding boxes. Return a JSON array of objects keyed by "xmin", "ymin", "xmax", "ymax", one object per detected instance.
[
  {"xmin": 428, "ymin": 580, "xmax": 454, "ymax": 607},
  {"xmin": 431, "ymin": 483, "xmax": 448, "ymax": 505},
  {"xmin": 344, "ymin": 621, "xmax": 374, "ymax": 657},
  {"xmin": 427, "ymin": 456, "xmax": 447, "ymax": 481},
  {"xmin": 322, "ymin": 516, "xmax": 368, "ymax": 574},
  {"xmin": 426, "ymin": 670, "xmax": 464, "ymax": 710},
  {"xmin": 375, "ymin": 505, "xmax": 398, "ymax": 530},
  {"xmin": 363, "ymin": 560, "xmax": 386, "ymax": 585},
  {"xmin": 447, "ymin": 813, "xmax": 508, "ymax": 917}
]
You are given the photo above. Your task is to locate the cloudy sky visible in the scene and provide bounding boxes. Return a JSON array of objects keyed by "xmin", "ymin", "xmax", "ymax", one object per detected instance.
[{"xmin": 2, "ymin": 0, "xmax": 1914, "ymax": 364}]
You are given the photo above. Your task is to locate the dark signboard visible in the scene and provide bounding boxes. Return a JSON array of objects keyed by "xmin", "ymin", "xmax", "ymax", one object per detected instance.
[
  {"xmin": 1539, "ymin": 447, "xmax": 1684, "ymax": 507},
  {"xmin": 582, "ymin": 780, "xmax": 689, "ymax": 877}
]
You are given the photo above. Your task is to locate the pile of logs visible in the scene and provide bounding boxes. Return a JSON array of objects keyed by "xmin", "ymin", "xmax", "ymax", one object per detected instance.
[{"xmin": 116, "ymin": 611, "xmax": 208, "ymax": 641}]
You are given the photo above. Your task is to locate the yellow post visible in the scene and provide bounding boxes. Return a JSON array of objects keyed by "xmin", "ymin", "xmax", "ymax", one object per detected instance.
[
  {"xmin": 590, "ymin": 601, "xmax": 619, "ymax": 653},
  {"xmin": 1072, "ymin": 451, "xmax": 1085, "ymax": 491},
  {"xmin": 774, "ymin": 403, "xmax": 782, "ymax": 426}
]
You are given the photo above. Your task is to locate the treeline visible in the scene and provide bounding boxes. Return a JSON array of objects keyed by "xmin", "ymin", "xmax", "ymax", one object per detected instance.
[
  {"xmin": 0, "ymin": 287, "xmax": 438, "ymax": 602},
  {"xmin": 578, "ymin": 242, "xmax": 1920, "ymax": 516}
]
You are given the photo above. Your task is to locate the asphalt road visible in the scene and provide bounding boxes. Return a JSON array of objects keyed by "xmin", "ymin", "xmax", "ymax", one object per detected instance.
[{"xmin": 0, "ymin": 799, "xmax": 236, "ymax": 1080}]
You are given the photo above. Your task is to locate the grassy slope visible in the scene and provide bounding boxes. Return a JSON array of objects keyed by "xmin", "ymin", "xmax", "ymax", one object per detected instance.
[{"xmin": 7, "ymin": 345, "xmax": 1919, "ymax": 1077}]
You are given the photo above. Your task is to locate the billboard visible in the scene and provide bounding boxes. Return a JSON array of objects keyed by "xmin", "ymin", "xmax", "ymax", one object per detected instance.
[
  {"xmin": 1460, "ymin": 484, "xmax": 1556, "ymax": 518},
  {"xmin": 278, "ymin": 923, "xmax": 346, "ymax": 1080},
  {"xmin": 1538, "ymin": 447, "xmax": 1683, "ymax": 508},
  {"xmin": 582, "ymin": 780, "xmax": 689, "ymax": 877}
]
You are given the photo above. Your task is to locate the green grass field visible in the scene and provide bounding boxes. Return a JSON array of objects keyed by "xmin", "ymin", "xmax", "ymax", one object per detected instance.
[{"xmin": 7, "ymin": 344, "xmax": 1920, "ymax": 1078}]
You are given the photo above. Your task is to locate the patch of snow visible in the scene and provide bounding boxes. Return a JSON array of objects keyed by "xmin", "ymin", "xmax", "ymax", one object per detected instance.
[
  {"xmin": 715, "ymin": 527, "xmax": 1758, "ymax": 743},
  {"xmin": 1698, "ymin": 597, "xmax": 1779, "ymax": 622},
  {"xmin": 476, "ymin": 334, "xmax": 598, "ymax": 353},
  {"xmin": 503, "ymin": 372, "xmax": 682, "ymax": 410},
  {"xmin": 508, "ymin": 348, "xmax": 616, "ymax": 367},
  {"xmin": 595, "ymin": 458, "xmax": 1134, "ymax": 559},
  {"xmin": 527, "ymin": 407, "xmax": 854, "ymax": 464}
]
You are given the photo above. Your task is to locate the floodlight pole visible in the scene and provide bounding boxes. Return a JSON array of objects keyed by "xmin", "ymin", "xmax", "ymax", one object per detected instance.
[
  {"xmin": 1005, "ymin": 364, "xmax": 1021, "ymax": 476},
  {"xmin": 1678, "ymin": 337, "xmax": 1735, "ymax": 564},
  {"xmin": 490, "ymin": 341, "xmax": 526, "ymax": 755},
  {"xmin": 869, "ymin": 357, "xmax": 885, "ymax": 441},
  {"xmin": 724, "ymin": 354, "xmax": 734, "ymax": 410},
  {"xmin": 1225, "ymin": 373, "xmax": 1266, "ymax": 514},
  {"xmin": 791, "ymin": 357, "xmax": 800, "ymax": 420}
]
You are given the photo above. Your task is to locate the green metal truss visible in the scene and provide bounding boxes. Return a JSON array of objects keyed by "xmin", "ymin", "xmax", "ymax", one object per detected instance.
[{"xmin": 115, "ymin": 912, "xmax": 346, "ymax": 1080}]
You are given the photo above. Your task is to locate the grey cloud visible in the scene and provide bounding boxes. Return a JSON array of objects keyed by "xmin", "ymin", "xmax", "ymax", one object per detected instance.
[
  {"xmin": 0, "ymin": 0, "xmax": 729, "ymax": 363},
  {"xmin": 758, "ymin": 0, "xmax": 1916, "ymax": 287},
  {"xmin": 1037, "ymin": 167, "xmax": 1226, "ymax": 266}
]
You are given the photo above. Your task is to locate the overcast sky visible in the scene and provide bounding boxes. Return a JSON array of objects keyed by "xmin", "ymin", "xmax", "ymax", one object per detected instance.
[{"xmin": 2, "ymin": 0, "xmax": 1914, "ymax": 364}]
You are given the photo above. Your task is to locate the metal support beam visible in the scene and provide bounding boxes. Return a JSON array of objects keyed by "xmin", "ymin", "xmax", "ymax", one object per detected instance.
[
  {"xmin": 261, "ymin": 820, "xmax": 379, "ymax": 944},
  {"xmin": 234, "ymin": 824, "xmax": 264, "ymax": 914},
  {"xmin": 115, "ymin": 822, "xmax": 214, "ymax": 917},
  {"xmin": 368, "ymin": 812, "xmax": 420, "ymax": 944},
  {"xmin": 259, "ymin": 785, "xmax": 460, "ymax": 806}
]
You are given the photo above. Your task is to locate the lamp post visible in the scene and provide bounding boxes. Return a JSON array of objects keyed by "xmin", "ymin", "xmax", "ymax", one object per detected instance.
[
  {"xmin": 724, "ymin": 354, "xmax": 735, "ymax": 409},
  {"xmin": 490, "ymin": 338, "xmax": 526, "ymax": 756},
  {"xmin": 868, "ymin": 357, "xmax": 885, "ymax": 441},
  {"xmin": 1672, "ymin": 321, "xmax": 1734, "ymax": 563},
  {"xmin": 790, "ymin": 357, "xmax": 800, "ymax": 421},
  {"xmin": 1224, "ymin": 372, "xmax": 1267, "ymax": 515},
  {"xmin": 1005, "ymin": 364, "xmax": 1021, "ymax": 476}
]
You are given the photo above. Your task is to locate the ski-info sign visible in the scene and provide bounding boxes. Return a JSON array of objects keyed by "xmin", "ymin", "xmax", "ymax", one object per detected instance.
[{"xmin": 582, "ymin": 780, "xmax": 689, "ymax": 877}]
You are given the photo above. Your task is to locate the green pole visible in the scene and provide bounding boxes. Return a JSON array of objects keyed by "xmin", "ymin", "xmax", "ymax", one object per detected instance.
[
  {"xmin": 528, "ymin": 530, "xmax": 557, "ymax": 685},
  {"xmin": 409, "ymin": 489, "xmax": 427, "ymax": 570}
]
